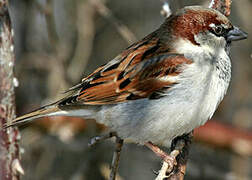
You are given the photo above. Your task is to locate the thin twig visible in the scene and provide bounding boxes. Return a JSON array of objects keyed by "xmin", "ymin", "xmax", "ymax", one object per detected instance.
[
  {"xmin": 67, "ymin": 1, "xmax": 96, "ymax": 82},
  {"xmin": 34, "ymin": 0, "xmax": 59, "ymax": 49},
  {"xmin": 110, "ymin": 137, "xmax": 124, "ymax": 180},
  {"xmin": 90, "ymin": 0, "xmax": 137, "ymax": 45},
  {"xmin": 34, "ymin": 0, "xmax": 71, "ymax": 99},
  {"xmin": 100, "ymin": 163, "xmax": 124, "ymax": 180}
]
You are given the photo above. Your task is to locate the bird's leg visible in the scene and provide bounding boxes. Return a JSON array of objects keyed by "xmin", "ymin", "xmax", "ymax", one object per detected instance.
[
  {"xmin": 145, "ymin": 142, "xmax": 178, "ymax": 172},
  {"xmin": 88, "ymin": 132, "xmax": 124, "ymax": 180},
  {"xmin": 146, "ymin": 133, "xmax": 193, "ymax": 178},
  {"xmin": 155, "ymin": 132, "xmax": 193, "ymax": 179},
  {"xmin": 88, "ymin": 132, "xmax": 117, "ymax": 147},
  {"xmin": 110, "ymin": 137, "xmax": 124, "ymax": 180}
]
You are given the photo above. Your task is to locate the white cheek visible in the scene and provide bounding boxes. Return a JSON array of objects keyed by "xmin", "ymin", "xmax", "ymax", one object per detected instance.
[
  {"xmin": 173, "ymin": 38, "xmax": 204, "ymax": 55},
  {"xmin": 194, "ymin": 33, "xmax": 226, "ymax": 51},
  {"xmin": 173, "ymin": 35, "xmax": 227, "ymax": 61}
]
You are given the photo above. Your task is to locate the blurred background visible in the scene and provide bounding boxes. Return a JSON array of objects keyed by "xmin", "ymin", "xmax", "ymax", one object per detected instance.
[{"xmin": 8, "ymin": 0, "xmax": 252, "ymax": 179}]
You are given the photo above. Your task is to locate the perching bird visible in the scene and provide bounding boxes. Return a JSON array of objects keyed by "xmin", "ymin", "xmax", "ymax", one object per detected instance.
[{"xmin": 5, "ymin": 6, "xmax": 247, "ymax": 161}]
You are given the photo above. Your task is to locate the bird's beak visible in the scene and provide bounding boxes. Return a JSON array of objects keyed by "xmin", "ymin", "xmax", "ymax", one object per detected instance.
[{"xmin": 227, "ymin": 26, "xmax": 248, "ymax": 42}]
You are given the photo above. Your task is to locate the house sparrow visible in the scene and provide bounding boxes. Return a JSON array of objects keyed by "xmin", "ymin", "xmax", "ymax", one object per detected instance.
[{"xmin": 5, "ymin": 6, "xmax": 247, "ymax": 156}]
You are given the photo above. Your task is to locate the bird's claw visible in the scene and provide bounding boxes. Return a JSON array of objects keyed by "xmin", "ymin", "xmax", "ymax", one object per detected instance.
[{"xmin": 88, "ymin": 132, "xmax": 117, "ymax": 147}]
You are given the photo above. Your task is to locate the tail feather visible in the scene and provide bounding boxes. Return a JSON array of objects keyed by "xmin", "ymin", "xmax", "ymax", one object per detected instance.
[{"xmin": 3, "ymin": 104, "xmax": 61, "ymax": 129}]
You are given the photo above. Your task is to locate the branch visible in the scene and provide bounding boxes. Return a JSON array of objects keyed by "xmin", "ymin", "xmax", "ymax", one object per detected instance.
[
  {"xmin": 0, "ymin": 0, "xmax": 23, "ymax": 178},
  {"xmin": 90, "ymin": 0, "xmax": 137, "ymax": 45},
  {"xmin": 34, "ymin": 0, "xmax": 72, "ymax": 98},
  {"xmin": 155, "ymin": 133, "xmax": 193, "ymax": 180},
  {"xmin": 209, "ymin": 0, "xmax": 232, "ymax": 16},
  {"xmin": 67, "ymin": 1, "xmax": 96, "ymax": 82}
]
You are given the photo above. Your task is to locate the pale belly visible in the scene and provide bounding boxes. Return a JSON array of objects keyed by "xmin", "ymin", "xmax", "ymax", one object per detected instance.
[
  {"xmin": 96, "ymin": 63, "xmax": 230, "ymax": 147},
  {"xmin": 98, "ymin": 85, "xmax": 224, "ymax": 146}
]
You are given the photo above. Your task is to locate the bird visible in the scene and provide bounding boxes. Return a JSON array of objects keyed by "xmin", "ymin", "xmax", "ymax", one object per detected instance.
[{"xmin": 4, "ymin": 6, "xmax": 247, "ymax": 161}]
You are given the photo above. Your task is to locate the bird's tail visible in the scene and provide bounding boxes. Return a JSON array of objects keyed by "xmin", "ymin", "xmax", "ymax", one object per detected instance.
[{"xmin": 3, "ymin": 103, "xmax": 62, "ymax": 129}]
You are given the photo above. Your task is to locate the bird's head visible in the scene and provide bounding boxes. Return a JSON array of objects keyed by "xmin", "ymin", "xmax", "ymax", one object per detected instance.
[{"xmin": 160, "ymin": 6, "xmax": 247, "ymax": 53}]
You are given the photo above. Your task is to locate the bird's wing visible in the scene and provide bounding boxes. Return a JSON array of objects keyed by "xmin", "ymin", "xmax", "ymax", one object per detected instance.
[
  {"xmin": 3, "ymin": 35, "xmax": 192, "ymax": 128},
  {"xmin": 59, "ymin": 39, "xmax": 192, "ymax": 105}
]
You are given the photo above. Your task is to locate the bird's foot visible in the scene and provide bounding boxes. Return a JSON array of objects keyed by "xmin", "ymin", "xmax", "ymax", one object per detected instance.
[
  {"xmin": 145, "ymin": 142, "xmax": 179, "ymax": 173},
  {"xmin": 88, "ymin": 132, "xmax": 117, "ymax": 147},
  {"xmin": 165, "ymin": 149, "xmax": 180, "ymax": 172}
]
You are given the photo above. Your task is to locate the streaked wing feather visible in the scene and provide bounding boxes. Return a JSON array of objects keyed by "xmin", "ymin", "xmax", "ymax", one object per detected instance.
[
  {"xmin": 59, "ymin": 36, "xmax": 192, "ymax": 105},
  {"xmin": 70, "ymin": 57, "xmax": 191, "ymax": 105}
]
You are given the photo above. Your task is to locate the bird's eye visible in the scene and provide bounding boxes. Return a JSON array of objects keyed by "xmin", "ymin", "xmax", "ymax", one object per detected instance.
[{"xmin": 212, "ymin": 25, "xmax": 225, "ymax": 36}]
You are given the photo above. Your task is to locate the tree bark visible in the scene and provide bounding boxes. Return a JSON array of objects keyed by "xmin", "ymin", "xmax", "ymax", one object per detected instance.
[{"xmin": 0, "ymin": 0, "xmax": 23, "ymax": 179}]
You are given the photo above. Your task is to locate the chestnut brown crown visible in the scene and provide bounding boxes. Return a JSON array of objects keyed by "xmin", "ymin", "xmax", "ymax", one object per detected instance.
[{"xmin": 161, "ymin": 6, "xmax": 236, "ymax": 45}]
